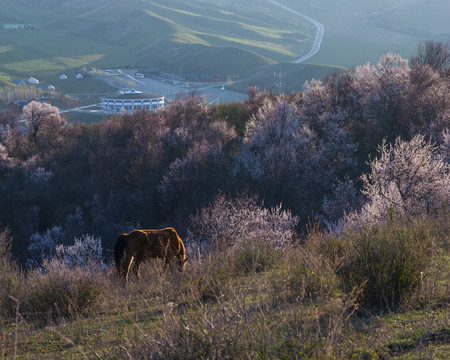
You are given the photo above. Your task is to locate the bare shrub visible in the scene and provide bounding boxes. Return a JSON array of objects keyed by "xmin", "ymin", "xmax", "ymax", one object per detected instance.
[
  {"xmin": 24, "ymin": 260, "xmax": 103, "ymax": 321},
  {"xmin": 410, "ymin": 40, "xmax": 450, "ymax": 73}
]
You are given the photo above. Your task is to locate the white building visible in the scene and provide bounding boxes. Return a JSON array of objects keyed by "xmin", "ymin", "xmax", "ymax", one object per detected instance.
[
  {"xmin": 100, "ymin": 89, "xmax": 164, "ymax": 113},
  {"xmin": 27, "ymin": 77, "xmax": 39, "ymax": 85},
  {"xmin": 4, "ymin": 24, "xmax": 24, "ymax": 30}
]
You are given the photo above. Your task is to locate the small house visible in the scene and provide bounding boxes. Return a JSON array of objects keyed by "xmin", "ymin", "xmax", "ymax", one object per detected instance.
[{"xmin": 27, "ymin": 77, "xmax": 39, "ymax": 85}]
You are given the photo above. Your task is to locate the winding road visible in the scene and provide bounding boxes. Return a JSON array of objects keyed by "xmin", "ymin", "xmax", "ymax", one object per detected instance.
[{"xmin": 264, "ymin": 0, "xmax": 324, "ymax": 63}]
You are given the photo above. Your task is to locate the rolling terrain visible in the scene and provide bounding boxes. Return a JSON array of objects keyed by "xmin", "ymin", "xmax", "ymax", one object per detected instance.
[
  {"xmin": 0, "ymin": 0, "xmax": 448, "ymax": 95},
  {"xmin": 0, "ymin": 0, "xmax": 314, "ymax": 87},
  {"xmin": 280, "ymin": 0, "xmax": 450, "ymax": 68}
]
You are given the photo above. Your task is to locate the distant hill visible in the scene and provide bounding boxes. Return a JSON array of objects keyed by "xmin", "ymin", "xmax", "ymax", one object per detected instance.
[
  {"xmin": 0, "ymin": 0, "xmax": 315, "ymax": 85},
  {"xmin": 280, "ymin": 0, "xmax": 450, "ymax": 68},
  {"xmin": 0, "ymin": 0, "xmax": 447, "ymax": 93}
]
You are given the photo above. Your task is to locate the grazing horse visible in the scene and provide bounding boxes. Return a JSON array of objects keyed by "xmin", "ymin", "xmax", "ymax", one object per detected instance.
[{"xmin": 114, "ymin": 228, "xmax": 188, "ymax": 281}]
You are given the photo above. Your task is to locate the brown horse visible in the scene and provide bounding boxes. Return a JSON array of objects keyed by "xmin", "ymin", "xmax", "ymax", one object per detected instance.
[{"xmin": 114, "ymin": 228, "xmax": 188, "ymax": 281}]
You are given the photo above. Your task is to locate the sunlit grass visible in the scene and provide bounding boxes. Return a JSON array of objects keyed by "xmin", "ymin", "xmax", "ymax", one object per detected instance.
[
  {"xmin": 0, "ymin": 45, "xmax": 15, "ymax": 55},
  {"xmin": 52, "ymin": 55, "xmax": 105, "ymax": 68},
  {"xmin": 0, "ymin": 73, "xmax": 12, "ymax": 87},
  {"xmin": 2, "ymin": 59, "xmax": 67, "ymax": 73}
]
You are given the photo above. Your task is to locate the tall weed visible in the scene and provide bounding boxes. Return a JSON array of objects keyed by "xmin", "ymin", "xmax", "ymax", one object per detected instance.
[
  {"xmin": 339, "ymin": 217, "xmax": 434, "ymax": 309},
  {"xmin": 0, "ymin": 227, "xmax": 24, "ymax": 318}
]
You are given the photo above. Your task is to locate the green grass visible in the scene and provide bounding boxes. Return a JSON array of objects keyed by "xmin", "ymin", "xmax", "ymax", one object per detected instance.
[
  {"xmin": 0, "ymin": 73, "xmax": 12, "ymax": 88},
  {"xmin": 0, "ymin": 0, "xmax": 447, "ymax": 96},
  {"xmin": 38, "ymin": 75, "xmax": 116, "ymax": 94},
  {"xmin": 0, "ymin": 0, "xmax": 316, "ymax": 88},
  {"xmin": 280, "ymin": 0, "xmax": 450, "ymax": 68}
]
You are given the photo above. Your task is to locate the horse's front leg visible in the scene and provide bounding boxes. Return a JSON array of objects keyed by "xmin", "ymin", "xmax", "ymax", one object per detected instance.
[{"xmin": 125, "ymin": 255, "xmax": 134, "ymax": 283}]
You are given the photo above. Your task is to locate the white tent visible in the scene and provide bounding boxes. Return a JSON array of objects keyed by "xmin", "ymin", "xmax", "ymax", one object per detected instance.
[
  {"xmin": 27, "ymin": 77, "xmax": 39, "ymax": 85},
  {"xmin": 59, "ymin": 74, "xmax": 67, "ymax": 80},
  {"xmin": 47, "ymin": 85, "xmax": 55, "ymax": 91},
  {"xmin": 75, "ymin": 73, "xmax": 83, "ymax": 79}
]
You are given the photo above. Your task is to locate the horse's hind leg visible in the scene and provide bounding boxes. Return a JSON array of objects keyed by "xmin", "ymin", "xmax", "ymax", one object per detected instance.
[
  {"xmin": 125, "ymin": 255, "xmax": 134, "ymax": 283},
  {"xmin": 133, "ymin": 258, "xmax": 141, "ymax": 280}
]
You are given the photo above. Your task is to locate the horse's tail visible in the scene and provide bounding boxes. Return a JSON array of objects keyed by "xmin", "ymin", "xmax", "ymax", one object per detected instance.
[{"xmin": 114, "ymin": 234, "xmax": 127, "ymax": 278}]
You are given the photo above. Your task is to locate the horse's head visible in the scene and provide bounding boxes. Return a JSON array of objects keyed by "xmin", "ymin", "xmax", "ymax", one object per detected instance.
[{"xmin": 177, "ymin": 256, "xmax": 189, "ymax": 272}]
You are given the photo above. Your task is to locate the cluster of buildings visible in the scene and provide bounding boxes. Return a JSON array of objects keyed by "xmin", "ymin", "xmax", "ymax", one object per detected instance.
[
  {"xmin": 3, "ymin": 24, "xmax": 40, "ymax": 30},
  {"xmin": 8, "ymin": 67, "xmax": 228, "ymax": 115},
  {"xmin": 13, "ymin": 77, "xmax": 55, "ymax": 91}
]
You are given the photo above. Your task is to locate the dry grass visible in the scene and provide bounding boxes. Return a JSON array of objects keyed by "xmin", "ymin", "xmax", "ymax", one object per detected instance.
[{"xmin": 0, "ymin": 216, "xmax": 449, "ymax": 359}]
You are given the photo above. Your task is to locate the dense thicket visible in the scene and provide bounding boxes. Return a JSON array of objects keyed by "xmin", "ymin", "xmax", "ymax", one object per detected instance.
[{"xmin": 0, "ymin": 46, "xmax": 449, "ymax": 263}]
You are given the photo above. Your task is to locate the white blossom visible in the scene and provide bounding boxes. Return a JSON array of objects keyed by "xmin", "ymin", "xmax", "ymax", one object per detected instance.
[{"xmin": 55, "ymin": 234, "xmax": 103, "ymax": 268}]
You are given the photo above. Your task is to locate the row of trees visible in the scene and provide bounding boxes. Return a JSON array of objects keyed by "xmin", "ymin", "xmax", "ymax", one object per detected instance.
[{"xmin": 0, "ymin": 42, "xmax": 449, "ymax": 264}]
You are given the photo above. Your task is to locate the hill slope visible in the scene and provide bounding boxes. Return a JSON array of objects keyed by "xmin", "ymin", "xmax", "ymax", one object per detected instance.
[
  {"xmin": 0, "ymin": 0, "xmax": 314, "ymax": 82},
  {"xmin": 1, "ymin": 0, "xmax": 447, "ymax": 93}
]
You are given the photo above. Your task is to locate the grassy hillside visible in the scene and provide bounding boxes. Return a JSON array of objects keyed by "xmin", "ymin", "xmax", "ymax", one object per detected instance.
[
  {"xmin": 1, "ymin": 0, "xmax": 447, "ymax": 94},
  {"xmin": 1, "ymin": 216, "xmax": 448, "ymax": 359},
  {"xmin": 0, "ymin": 0, "xmax": 314, "ymax": 86},
  {"xmin": 281, "ymin": 0, "xmax": 450, "ymax": 68}
]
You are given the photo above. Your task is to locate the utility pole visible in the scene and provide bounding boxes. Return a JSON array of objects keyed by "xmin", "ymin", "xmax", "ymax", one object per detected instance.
[{"xmin": 274, "ymin": 70, "xmax": 286, "ymax": 94}]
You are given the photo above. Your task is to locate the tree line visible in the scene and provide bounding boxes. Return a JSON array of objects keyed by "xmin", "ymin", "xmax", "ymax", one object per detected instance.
[{"xmin": 0, "ymin": 41, "xmax": 449, "ymax": 264}]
